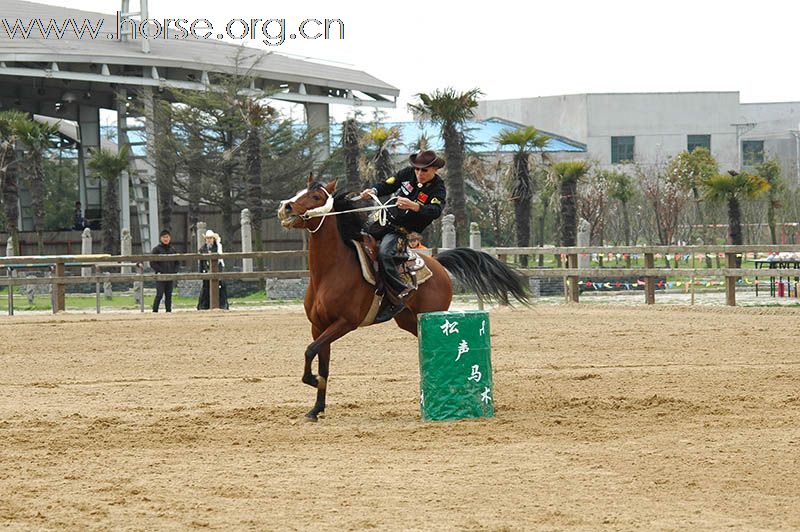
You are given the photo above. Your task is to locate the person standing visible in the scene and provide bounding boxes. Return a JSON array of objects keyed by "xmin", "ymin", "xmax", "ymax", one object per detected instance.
[
  {"xmin": 197, "ymin": 230, "xmax": 229, "ymax": 310},
  {"xmin": 150, "ymin": 229, "xmax": 179, "ymax": 312}
]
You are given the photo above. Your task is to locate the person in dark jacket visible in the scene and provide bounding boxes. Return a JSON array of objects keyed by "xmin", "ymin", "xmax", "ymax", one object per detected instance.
[
  {"xmin": 360, "ymin": 150, "xmax": 447, "ymax": 321},
  {"xmin": 197, "ymin": 230, "xmax": 229, "ymax": 310},
  {"xmin": 150, "ymin": 229, "xmax": 180, "ymax": 312}
]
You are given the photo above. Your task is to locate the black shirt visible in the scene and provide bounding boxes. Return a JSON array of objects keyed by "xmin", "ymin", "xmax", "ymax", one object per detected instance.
[
  {"xmin": 150, "ymin": 243, "xmax": 180, "ymax": 274},
  {"xmin": 372, "ymin": 166, "xmax": 447, "ymax": 233}
]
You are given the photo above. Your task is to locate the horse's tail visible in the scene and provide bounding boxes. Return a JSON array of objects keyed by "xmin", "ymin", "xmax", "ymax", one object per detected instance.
[{"xmin": 435, "ymin": 248, "xmax": 530, "ymax": 306}]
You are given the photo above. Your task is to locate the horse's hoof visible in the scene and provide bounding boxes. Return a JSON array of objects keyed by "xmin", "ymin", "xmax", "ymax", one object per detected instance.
[
  {"xmin": 304, "ymin": 411, "xmax": 318, "ymax": 422},
  {"xmin": 301, "ymin": 374, "xmax": 318, "ymax": 388}
]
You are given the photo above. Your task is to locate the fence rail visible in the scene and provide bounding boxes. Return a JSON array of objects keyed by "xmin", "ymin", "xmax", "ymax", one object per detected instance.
[{"xmin": 2, "ymin": 245, "xmax": 799, "ymax": 315}]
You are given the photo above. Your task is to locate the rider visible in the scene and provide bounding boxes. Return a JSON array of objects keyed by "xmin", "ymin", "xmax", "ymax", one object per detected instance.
[{"xmin": 360, "ymin": 149, "xmax": 447, "ymax": 321}]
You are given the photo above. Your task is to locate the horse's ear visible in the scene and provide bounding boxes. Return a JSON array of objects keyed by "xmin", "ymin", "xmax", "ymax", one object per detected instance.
[
  {"xmin": 307, "ymin": 172, "xmax": 314, "ymax": 187},
  {"xmin": 325, "ymin": 180, "xmax": 337, "ymax": 194}
]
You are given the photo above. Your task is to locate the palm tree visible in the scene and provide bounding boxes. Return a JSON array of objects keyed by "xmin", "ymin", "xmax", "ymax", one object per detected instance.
[
  {"xmin": 408, "ymin": 87, "xmax": 482, "ymax": 245},
  {"xmin": 754, "ymin": 159, "xmax": 784, "ymax": 244},
  {"xmin": 363, "ymin": 126, "xmax": 401, "ymax": 186},
  {"xmin": 88, "ymin": 146, "xmax": 130, "ymax": 255},
  {"xmin": 701, "ymin": 170, "xmax": 769, "ymax": 259},
  {"xmin": 552, "ymin": 161, "xmax": 590, "ymax": 246},
  {"xmin": 496, "ymin": 126, "xmax": 550, "ymax": 267},
  {"xmin": 667, "ymin": 147, "xmax": 718, "ymax": 266},
  {"xmin": 15, "ymin": 117, "xmax": 60, "ymax": 254},
  {"xmin": 605, "ymin": 170, "xmax": 635, "ymax": 266},
  {"xmin": 341, "ymin": 117, "xmax": 361, "ymax": 190},
  {"xmin": 0, "ymin": 111, "xmax": 27, "ymax": 255}
]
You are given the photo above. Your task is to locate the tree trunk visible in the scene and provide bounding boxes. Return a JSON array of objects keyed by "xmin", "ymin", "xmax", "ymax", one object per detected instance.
[
  {"xmin": 536, "ymin": 194, "xmax": 550, "ymax": 267},
  {"xmin": 442, "ymin": 124, "xmax": 468, "ymax": 246},
  {"xmin": 622, "ymin": 200, "xmax": 632, "ymax": 267},
  {"xmin": 767, "ymin": 197, "xmax": 777, "ymax": 245},
  {"xmin": 29, "ymin": 151, "xmax": 47, "ymax": 254},
  {"xmin": 512, "ymin": 151, "xmax": 531, "ymax": 267},
  {"xmin": 342, "ymin": 118, "xmax": 360, "ymax": 191},
  {"xmin": 560, "ymin": 180, "xmax": 577, "ymax": 246},
  {"xmin": 246, "ymin": 125, "xmax": 264, "ymax": 268},
  {"xmin": 155, "ymin": 111, "xmax": 174, "ymax": 230},
  {"xmin": 2, "ymin": 147, "xmax": 21, "ymax": 254},
  {"xmin": 374, "ymin": 150, "xmax": 393, "ymax": 185},
  {"xmin": 728, "ymin": 196, "xmax": 743, "ymax": 267},
  {"xmin": 102, "ymin": 175, "xmax": 120, "ymax": 254}
]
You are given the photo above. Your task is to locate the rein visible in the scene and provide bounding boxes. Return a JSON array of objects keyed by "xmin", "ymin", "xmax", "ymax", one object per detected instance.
[{"xmin": 300, "ymin": 191, "xmax": 397, "ymax": 233}]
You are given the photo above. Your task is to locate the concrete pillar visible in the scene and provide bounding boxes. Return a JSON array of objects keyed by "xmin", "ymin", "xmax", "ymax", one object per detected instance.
[
  {"xmin": 577, "ymin": 218, "xmax": 590, "ymax": 269},
  {"xmin": 116, "ymin": 89, "xmax": 131, "ymax": 235},
  {"xmin": 441, "ymin": 214, "xmax": 456, "ymax": 249},
  {"xmin": 6, "ymin": 236, "xmax": 13, "ymax": 258},
  {"xmin": 103, "ymin": 273, "xmax": 113, "ymax": 300},
  {"xmin": 241, "ymin": 208, "xmax": 253, "ymax": 273},
  {"xmin": 81, "ymin": 228, "xmax": 92, "ymax": 276},
  {"xmin": 470, "ymin": 222, "xmax": 484, "ymax": 310},
  {"xmin": 469, "ymin": 222, "xmax": 481, "ymax": 250},
  {"xmin": 304, "ymin": 101, "xmax": 330, "ymax": 166},
  {"xmin": 196, "ymin": 221, "xmax": 207, "ymax": 252},
  {"xmin": 121, "ymin": 229, "xmax": 132, "ymax": 274}
]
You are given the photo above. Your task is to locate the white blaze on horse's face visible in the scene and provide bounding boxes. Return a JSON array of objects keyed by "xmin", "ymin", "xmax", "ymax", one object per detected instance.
[
  {"xmin": 278, "ymin": 188, "xmax": 307, "ymax": 227},
  {"xmin": 277, "ymin": 186, "xmax": 333, "ymax": 228}
]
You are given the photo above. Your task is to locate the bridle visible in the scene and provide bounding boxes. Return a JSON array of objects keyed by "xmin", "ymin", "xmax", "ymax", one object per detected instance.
[{"xmin": 286, "ymin": 188, "xmax": 398, "ymax": 234}]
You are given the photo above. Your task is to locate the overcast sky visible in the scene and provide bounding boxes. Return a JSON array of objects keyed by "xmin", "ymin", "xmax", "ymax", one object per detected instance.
[{"xmin": 35, "ymin": 0, "xmax": 800, "ymax": 121}]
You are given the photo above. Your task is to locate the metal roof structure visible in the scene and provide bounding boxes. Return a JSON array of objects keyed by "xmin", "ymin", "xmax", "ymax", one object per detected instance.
[
  {"xmin": 0, "ymin": 0, "xmax": 398, "ymax": 116},
  {"xmin": 1, "ymin": 0, "xmax": 397, "ymax": 252},
  {"xmin": 328, "ymin": 118, "xmax": 587, "ymax": 153}
]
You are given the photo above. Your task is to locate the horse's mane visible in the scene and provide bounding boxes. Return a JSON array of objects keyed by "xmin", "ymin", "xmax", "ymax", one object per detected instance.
[{"xmin": 332, "ymin": 189, "xmax": 372, "ymax": 246}]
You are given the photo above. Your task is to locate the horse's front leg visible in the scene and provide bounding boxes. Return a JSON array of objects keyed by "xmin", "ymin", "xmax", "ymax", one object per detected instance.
[{"xmin": 301, "ymin": 318, "xmax": 353, "ymax": 421}]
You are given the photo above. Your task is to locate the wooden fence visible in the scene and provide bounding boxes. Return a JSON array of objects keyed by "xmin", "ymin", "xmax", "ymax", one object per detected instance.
[{"xmin": 2, "ymin": 244, "xmax": 800, "ymax": 315}]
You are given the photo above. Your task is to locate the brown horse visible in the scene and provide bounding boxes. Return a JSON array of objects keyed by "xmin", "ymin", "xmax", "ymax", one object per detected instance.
[{"xmin": 277, "ymin": 176, "xmax": 528, "ymax": 420}]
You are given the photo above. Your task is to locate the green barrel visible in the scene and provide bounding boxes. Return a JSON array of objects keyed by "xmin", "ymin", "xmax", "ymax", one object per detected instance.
[{"xmin": 418, "ymin": 310, "xmax": 493, "ymax": 421}]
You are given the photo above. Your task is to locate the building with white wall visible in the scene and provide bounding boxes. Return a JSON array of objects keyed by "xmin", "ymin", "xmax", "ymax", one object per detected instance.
[{"xmin": 476, "ymin": 92, "xmax": 800, "ymax": 185}]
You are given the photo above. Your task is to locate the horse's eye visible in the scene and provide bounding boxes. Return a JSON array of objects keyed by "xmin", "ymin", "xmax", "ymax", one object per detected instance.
[{"xmin": 312, "ymin": 194, "xmax": 321, "ymax": 201}]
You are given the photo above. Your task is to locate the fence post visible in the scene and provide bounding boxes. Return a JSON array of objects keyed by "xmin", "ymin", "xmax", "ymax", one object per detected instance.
[
  {"xmin": 209, "ymin": 258, "xmax": 220, "ymax": 309},
  {"xmin": 241, "ymin": 209, "xmax": 253, "ymax": 273},
  {"xmin": 441, "ymin": 214, "xmax": 456, "ymax": 249},
  {"xmin": 567, "ymin": 253, "xmax": 579, "ymax": 303},
  {"xmin": 121, "ymin": 229, "xmax": 132, "ymax": 275},
  {"xmin": 644, "ymin": 253, "xmax": 655, "ymax": 304},
  {"xmin": 81, "ymin": 228, "xmax": 92, "ymax": 277},
  {"xmin": 54, "ymin": 261, "xmax": 65, "ymax": 312},
  {"xmin": 95, "ymin": 265, "xmax": 101, "ymax": 314},
  {"xmin": 6, "ymin": 267, "xmax": 13, "ymax": 316},
  {"xmin": 469, "ymin": 222, "xmax": 484, "ymax": 310},
  {"xmin": 138, "ymin": 263, "xmax": 145, "ymax": 313},
  {"xmin": 6, "ymin": 236, "xmax": 13, "ymax": 258},
  {"xmin": 577, "ymin": 219, "xmax": 590, "ymax": 269},
  {"xmin": 725, "ymin": 252, "xmax": 738, "ymax": 306}
]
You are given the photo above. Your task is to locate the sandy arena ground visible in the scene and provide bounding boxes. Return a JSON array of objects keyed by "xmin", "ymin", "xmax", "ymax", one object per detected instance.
[{"xmin": 1, "ymin": 305, "xmax": 800, "ymax": 530}]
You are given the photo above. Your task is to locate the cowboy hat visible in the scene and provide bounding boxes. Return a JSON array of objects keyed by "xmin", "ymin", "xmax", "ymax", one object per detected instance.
[
  {"xmin": 409, "ymin": 150, "xmax": 445, "ymax": 169},
  {"xmin": 204, "ymin": 229, "xmax": 220, "ymax": 241}
]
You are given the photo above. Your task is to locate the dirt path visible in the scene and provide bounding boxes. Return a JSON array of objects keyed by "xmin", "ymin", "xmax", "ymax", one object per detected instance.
[{"xmin": 1, "ymin": 305, "xmax": 799, "ymax": 530}]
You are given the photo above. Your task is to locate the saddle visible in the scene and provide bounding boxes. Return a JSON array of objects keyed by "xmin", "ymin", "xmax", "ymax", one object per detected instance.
[{"xmin": 352, "ymin": 234, "xmax": 433, "ymax": 326}]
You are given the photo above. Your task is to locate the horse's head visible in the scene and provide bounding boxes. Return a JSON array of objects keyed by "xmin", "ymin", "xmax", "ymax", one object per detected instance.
[{"xmin": 277, "ymin": 174, "xmax": 337, "ymax": 229}]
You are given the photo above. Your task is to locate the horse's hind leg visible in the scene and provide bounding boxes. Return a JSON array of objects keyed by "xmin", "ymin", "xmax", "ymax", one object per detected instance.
[{"xmin": 393, "ymin": 308, "xmax": 418, "ymax": 337}]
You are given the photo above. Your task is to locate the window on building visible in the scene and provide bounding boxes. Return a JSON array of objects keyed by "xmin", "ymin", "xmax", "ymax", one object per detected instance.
[
  {"xmin": 742, "ymin": 140, "xmax": 764, "ymax": 166},
  {"xmin": 611, "ymin": 136, "xmax": 635, "ymax": 164},
  {"xmin": 688, "ymin": 134, "xmax": 711, "ymax": 152}
]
